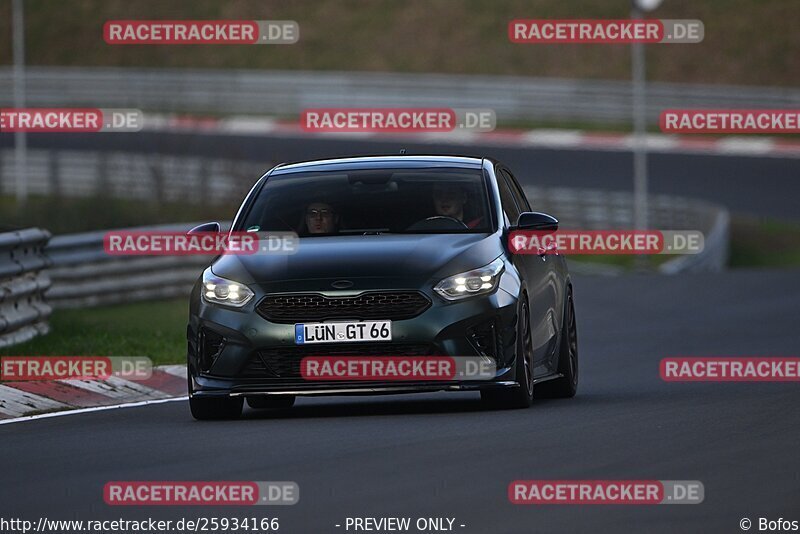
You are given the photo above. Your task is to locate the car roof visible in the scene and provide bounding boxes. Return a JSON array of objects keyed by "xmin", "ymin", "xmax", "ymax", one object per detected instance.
[{"xmin": 272, "ymin": 155, "xmax": 485, "ymax": 175}]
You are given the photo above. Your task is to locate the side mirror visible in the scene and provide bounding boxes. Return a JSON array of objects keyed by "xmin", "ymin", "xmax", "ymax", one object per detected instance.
[
  {"xmin": 188, "ymin": 222, "xmax": 221, "ymax": 234},
  {"xmin": 514, "ymin": 212, "xmax": 559, "ymax": 232}
]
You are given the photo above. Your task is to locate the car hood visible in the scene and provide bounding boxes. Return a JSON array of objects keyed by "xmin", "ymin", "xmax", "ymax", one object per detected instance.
[{"xmin": 211, "ymin": 233, "xmax": 503, "ymax": 292}]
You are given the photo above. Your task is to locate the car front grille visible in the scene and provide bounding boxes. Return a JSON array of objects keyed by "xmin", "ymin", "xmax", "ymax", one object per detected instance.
[
  {"xmin": 256, "ymin": 291, "xmax": 431, "ymax": 323},
  {"xmin": 242, "ymin": 343, "xmax": 436, "ymax": 379}
]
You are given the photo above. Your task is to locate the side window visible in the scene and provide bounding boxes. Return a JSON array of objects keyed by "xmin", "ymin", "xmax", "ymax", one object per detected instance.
[
  {"xmin": 502, "ymin": 168, "xmax": 531, "ymax": 212},
  {"xmin": 496, "ymin": 168, "xmax": 521, "ymax": 225}
]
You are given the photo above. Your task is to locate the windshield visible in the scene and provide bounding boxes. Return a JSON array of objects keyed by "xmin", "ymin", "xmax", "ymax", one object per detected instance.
[{"xmin": 238, "ymin": 167, "xmax": 493, "ymax": 236}]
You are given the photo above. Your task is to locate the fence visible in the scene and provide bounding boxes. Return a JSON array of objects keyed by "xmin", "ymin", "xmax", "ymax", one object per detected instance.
[
  {"xmin": 2, "ymin": 67, "xmax": 800, "ymax": 125},
  {"xmin": 0, "ymin": 228, "xmax": 52, "ymax": 348}
]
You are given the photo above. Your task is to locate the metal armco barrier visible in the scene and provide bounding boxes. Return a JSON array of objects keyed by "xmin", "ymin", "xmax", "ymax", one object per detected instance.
[
  {"xmin": 1, "ymin": 67, "xmax": 799, "ymax": 125},
  {"xmin": 45, "ymin": 223, "xmax": 216, "ymax": 309},
  {"xmin": 42, "ymin": 187, "xmax": 727, "ymax": 313},
  {"xmin": 522, "ymin": 186, "xmax": 729, "ymax": 274},
  {"xmin": 0, "ymin": 228, "xmax": 52, "ymax": 348},
  {"xmin": 0, "ymin": 186, "xmax": 727, "ymax": 350},
  {"xmin": 659, "ymin": 209, "xmax": 730, "ymax": 274}
]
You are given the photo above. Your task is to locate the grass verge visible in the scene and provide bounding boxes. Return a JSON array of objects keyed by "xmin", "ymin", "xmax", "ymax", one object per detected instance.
[
  {"xmin": 0, "ymin": 299, "xmax": 188, "ymax": 366},
  {"xmin": 729, "ymin": 216, "xmax": 800, "ymax": 268},
  {"xmin": 1, "ymin": 0, "xmax": 798, "ymax": 87}
]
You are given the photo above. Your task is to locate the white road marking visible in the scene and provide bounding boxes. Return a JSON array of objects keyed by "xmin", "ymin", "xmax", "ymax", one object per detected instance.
[
  {"xmin": 523, "ymin": 129, "xmax": 584, "ymax": 147},
  {"xmin": 0, "ymin": 396, "xmax": 188, "ymax": 426}
]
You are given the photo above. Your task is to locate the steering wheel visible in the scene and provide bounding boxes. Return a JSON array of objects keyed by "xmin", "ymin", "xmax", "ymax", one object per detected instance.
[{"xmin": 406, "ymin": 216, "xmax": 469, "ymax": 231}]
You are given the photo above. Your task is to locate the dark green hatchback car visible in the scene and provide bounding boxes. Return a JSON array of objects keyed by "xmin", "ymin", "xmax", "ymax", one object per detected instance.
[{"xmin": 187, "ymin": 155, "xmax": 578, "ymax": 419}]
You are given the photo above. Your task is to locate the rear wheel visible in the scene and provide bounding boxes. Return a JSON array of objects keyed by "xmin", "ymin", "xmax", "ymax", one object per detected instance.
[
  {"xmin": 536, "ymin": 287, "xmax": 578, "ymax": 398},
  {"xmin": 246, "ymin": 395, "xmax": 296, "ymax": 409},
  {"xmin": 481, "ymin": 297, "xmax": 534, "ymax": 409}
]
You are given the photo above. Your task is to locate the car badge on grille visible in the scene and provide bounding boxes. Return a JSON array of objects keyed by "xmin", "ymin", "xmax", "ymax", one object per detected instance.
[{"xmin": 331, "ymin": 280, "xmax": 354, "ymax": 289}]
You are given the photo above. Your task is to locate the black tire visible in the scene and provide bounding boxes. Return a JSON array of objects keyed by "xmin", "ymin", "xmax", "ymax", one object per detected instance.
[
  {"xmin": 187, "ymin": 345, "xmax": 243, "ymax": 420},
  {"xmin": 536, "ymin": 287, "xmax": 578, "ymax": 399},
  {"xmin": 246, "ymin": 395, "xmax": 296, "ymax": 409},
  {"xmin": 189, "ymin": 395, "xmax": 243, "ymax": 420},
  {"xmin": 481, "ymin": 296, "xmax": 534, "ymax": 409}
]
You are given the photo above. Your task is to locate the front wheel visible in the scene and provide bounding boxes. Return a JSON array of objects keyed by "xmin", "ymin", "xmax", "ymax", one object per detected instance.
[
  {"xmin": 536, "ymin": 287, "xmax": 578, "ymax": 398},
  {"xmin": 481, "ymin": 297, "xmax": 534, "ymax": 409}
]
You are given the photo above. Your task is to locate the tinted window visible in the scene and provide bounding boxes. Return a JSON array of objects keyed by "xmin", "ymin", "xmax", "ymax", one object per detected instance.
[
  {"xmin": 239, "ymin": 168, "xmax": 492, "ymax": 235},
  {"xmin": 502, "ymin": 168, "xmax": 531, "ymax": 212},
  {"xmin": 496, "ymin": 168, "xmax": 521, "ymax": 225}
]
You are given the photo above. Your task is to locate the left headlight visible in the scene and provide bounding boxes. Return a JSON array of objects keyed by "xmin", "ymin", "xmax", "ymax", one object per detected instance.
[
  {"xmin": 202, "ymin": 267, "xmax": 254, "ymax": 308},
  {"xmin": 434, "ymin": 257, "xmax": 504, "ymax": 301}
]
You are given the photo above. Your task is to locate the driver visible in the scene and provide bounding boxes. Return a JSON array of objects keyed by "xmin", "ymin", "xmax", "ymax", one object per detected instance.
[
  {"xmin": 432, "ymin": 184, "xmax": 483, "ymax": 228},
  {"xmin": 304, "ymin": 202, "xmax": 339, "ymax": 234}
]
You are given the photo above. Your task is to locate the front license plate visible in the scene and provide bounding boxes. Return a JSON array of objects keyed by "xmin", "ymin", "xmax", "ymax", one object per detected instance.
[{"xmin": 294, "ymin": 321, "xmax": 392, "ymax": 345}]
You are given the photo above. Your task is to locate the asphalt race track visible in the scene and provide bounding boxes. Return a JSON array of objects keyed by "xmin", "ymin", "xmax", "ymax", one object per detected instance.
[
  {"xmin": 3, "ymin": 131, "xmax": 800, "ymax": 221},
  {"xmin": 1, "ymin": 133, "xmax": 798, "ymax": 531},
  {"xmin": 2, "ymin": 269, "xmax": 799, "ymax": 532}
]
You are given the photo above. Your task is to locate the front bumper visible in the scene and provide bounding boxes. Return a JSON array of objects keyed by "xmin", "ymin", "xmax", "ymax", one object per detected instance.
[{"xmin": 188, "ymin": 280, "xmax": 522, "ymax": 398}]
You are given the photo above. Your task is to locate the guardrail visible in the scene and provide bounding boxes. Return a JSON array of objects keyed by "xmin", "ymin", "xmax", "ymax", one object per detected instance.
[
  {"xmin": 0, "ymin": 185, "xmax": 727, "ymax": 347},
  {"xmin": 39, "ymin": 187, "xmax": 727, "ymax": 313},
  {"xmin": 659, "ymin": 208, "xmax": 729, "ymax": 274},
  {"xmin": 2, "ymin": 67, "xmax": 800, "ymax": 125},
  {"xmin": 46, "ymin": 223, "xmax": 214, "ymax": 309},
  {"xmin": 524, "ymin": 186, "xmax": 730, "ymax": 274},
  {"xmin": 0, "ymin": 228, "xmax": 52, "ymax": 348}
]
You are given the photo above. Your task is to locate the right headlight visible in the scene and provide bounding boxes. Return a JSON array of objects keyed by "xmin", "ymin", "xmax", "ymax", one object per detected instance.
[
  {"xmin": 434, "ymin": 257, "xmax": 504, "ymax": 301},
  {"xmin": 201, "ymin": 267, "xmax": 254, "ymax": 308}
]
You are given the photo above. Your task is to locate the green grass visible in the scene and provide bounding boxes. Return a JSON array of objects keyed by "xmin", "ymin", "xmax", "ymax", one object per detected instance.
[
  {"xmin": 0, "ymin": 0, "xmax": 798, "ymax": 87},
  {"xmin": 729, "ymin": 216, "xmax": 800, "ymax": 268},
  {"xmin": 0, "ymin": 299, "xmax": 188, "ymax": 366},
  {"xmin": 567, "ymin": 217, "xmax": 800, "ymax": 271}
]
